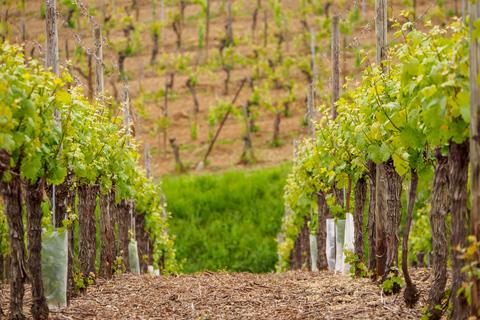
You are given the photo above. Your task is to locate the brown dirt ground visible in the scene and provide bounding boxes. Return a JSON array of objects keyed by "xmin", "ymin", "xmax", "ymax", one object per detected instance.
[
  {"xmin": 0, "ymin": 268, "xmax": 448, "ymax": 319},
  {"xmin": 5, "ymin": 0, "xmax": 458, "ymax": 176}
]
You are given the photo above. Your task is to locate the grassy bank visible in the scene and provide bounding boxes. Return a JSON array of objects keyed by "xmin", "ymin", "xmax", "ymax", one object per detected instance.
[{"xmin": 162, "ymin": 164, "xmax": 291, "ymax": 274}]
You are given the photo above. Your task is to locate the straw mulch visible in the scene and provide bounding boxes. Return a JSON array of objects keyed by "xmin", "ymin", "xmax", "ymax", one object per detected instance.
[{"xmin": 1, "ymin": 268, "xmax": 441, "ymax": 319}]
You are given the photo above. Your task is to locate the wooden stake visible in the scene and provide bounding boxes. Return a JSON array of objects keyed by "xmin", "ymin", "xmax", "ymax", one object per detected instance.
[
  {"xmin": 362, "ymin": 0, "xmax": 366, "ymax": 21},
  {"xmin": 161, "ymin": 0, "xmax": 165, "ymax": 41},
  {"xmin": 310, "ymin": 28, "xmax": 316, "ymax": 80},
  {"xmin": 284, "ymin": 16, "xmax": 289, "ymax": 53},
  {"xmin": 45, "ymin": 0, "xmax": 59, "ymax": 77},
  {"xmin": 331, "ymin": 15, "xmax": 340, "ymax": 119},
  {"xmin": 376, "ymin": 0, "xmax": 388, "ymax": 72},
  {"xmin": 138, "ymin": 61, "xmax": 145, "ymax": 97},
  {"xmin": 469, "ymin": 0, "xmax": 480, "ymax": 315},
  {"xmin": 87, "ymin": 54, "xmax": 93, "ymax": 102},
  {"xmin": 122, "ymin": 86, "xmax": 131, "ymax": 146},
  {"xmin": 375, "ymin": 0, "xmax": 388, "ymax": 282},
  {"xmin": 263, "ymin": 9, "xmax": 267, "ymax": 48},
  {"xmin": 205, "ymin": 0, "xmax": 210, "ymax": 59},
  {"xmin": 227, "ymin": 0, "xmax": 233, "ymax": 45},
  {"xmin": 307, "ymin": 84, "xmax": 315, "ymax": 138},
  {"xmin": 21, "ymin": 19, "xmax": 26, "ymax": 58},
  {"xmin": 145, "ymin": 143, "xmax": 152, "ymax": 179},
  {"xmin": 93, "ymin": 27, "xmax": 104, "ymax": 102}
]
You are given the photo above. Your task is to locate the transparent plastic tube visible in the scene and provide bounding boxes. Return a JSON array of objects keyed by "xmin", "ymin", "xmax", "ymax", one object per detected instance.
[
  {"xmin": 129, "ymin": 239, "xmax": 140, "ymax": 275},
  {"xmin": 309, "ymin": 234, "xmax": 318, "ymax": 271},
  {"xmin": 42, "ymin": 229, "xmax": 68, "ymax": 309},
  {"xmin": 343, "ymin": 213, "xmax": 355, "ymax": 275},
  {"xmin": 326, "ymin": 219, "xmax": 336, "ymax": 271},
  {"xmin": 335, "ymin": 219, "xmax": 346, "ymax": 272}
]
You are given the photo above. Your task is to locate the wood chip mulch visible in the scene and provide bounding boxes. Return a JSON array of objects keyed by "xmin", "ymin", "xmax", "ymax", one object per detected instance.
[{"xmin": 0, "ymin": 268, "xmax": 444, "ymax": 319}]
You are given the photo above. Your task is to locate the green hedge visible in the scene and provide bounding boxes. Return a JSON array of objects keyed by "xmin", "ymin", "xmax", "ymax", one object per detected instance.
[{"xmin": 162, "ymin": 164, "xmax": 291, "ymax": 274}]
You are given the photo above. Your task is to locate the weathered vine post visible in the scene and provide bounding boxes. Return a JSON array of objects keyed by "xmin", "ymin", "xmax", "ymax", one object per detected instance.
[
  {"xmin": 426, "ymin": 147, "xmax": 449, "ymax": 319},
  {"xmin": 307, "ymin": 84, "xmax": 320, "ymax": 272},
  {"xmin": 331, "ymin": 16, "xmax": 340, "ymax": 119},
  {"xmin": 94, "ymin": 27, "xmax": 104, "ymax": 99},
  {"xmin": 331, "ymin": 15, "xmax": 344, "ymax": 210},
  {"xmin": 227, "ymin": 0, "xmax": 233, "ymax": 45},
  {"xmin": 118, "ymin": 85, "xmax": 132, "ymax": 272},
  {"xmin": 161, "ymin": 0, "xmax": 165, "ymax": 41},
  {"xmin": 310, "ymin": 28, "xmax": 316, "ymax": 80},
  {"xmin": 307, "ymin": 85, "xmax": 315, "ymax": 138},
  {"xmin": 362, "ymin": 0, "xmax": 366, "ymax": 21},
  {"xmin": 374, "ymin": 0, "xmax": 388, "ymax": 281},
  {"xmin": 264, "ymin": 9, "xmax": 267, "ymax": 48},
  {"xmin": 94, "ymin": 27, "xmax": 113, "ymax": 280},
  {"xmin": 135, "ymin": 144, "xmax": 152, "ymax": 275},
  {"xmin": 205, "ymin": 0, "xmax": 210, "ymax": 59},
  {"xmin": 27, "ymin": 1, "xmax": 62, "ymax": 318},
  {"xmin": 469, "ymin": 1, "xmax": 480, "ymax": 316}
]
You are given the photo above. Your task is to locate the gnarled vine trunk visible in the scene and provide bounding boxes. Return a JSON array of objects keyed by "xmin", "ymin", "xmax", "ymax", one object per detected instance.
[
  {"xmin": 99, "ymin": 192, "xmax": 110, "ymax": 279},
  {"xmin": 290, "ymin": 217, "xmax": 311, "ymax": 270},
  {"xmin": 402, "ymin": 168, "xmax": 419, "ymax": 307},
  {"xmin": 1, "ymin": 172, "xmax": 27, "ymax": 319},
  {"xmin": 88, "ymin": 183, "xmax": 100, "ymax": 277},
  {"xmin": 316, "ymin": 190, "xmax": 329, "ymax": 270},
  {"xmin": 367, "ymin": 160, "xmax": 377, "ymax": 275},
  {"xmin": 427, "ymin": 147, "xmax": 449, "ymax": 319},
  {"xmin": 78, "ymin": 182, "xmax": 99, "ymax": 285},
  {"xmin": 66, "ymin": 186, "xmax": 77, "ymax": 302},
  {"xmin": 108, "ymin": 187, "xmax": 118, "ymax": 267},
  {"xmin": 0, "ymin": 252, "xmax": 3, "ymax": 283},
  {"xmin": 24, "ymin": 177, "xmax": 49, "ymax": 320},
  {"xmin": 449, "ymin": 140, "xmax": 470, "ymax": 319},
  {"xmin": 353, "ymin": 175, "xmax": 367, "ymax": 276},
  {"xmin": 382, "ymin": 158, "xmax": 402, "ymax": 294},
  {"xmin": 375, "ymin": 162, "xmax": 387, "ymax": 280},
  {"xmin": 118, "ymin": 199, "xmax": 131, "ymax": 272},
  {"xmin": 135, "ymin": 212, "xmax": 148, "ymax": 274},
  {"xmin": 77, "ymin": 184, "xmax": 90, "ymax": 286}
]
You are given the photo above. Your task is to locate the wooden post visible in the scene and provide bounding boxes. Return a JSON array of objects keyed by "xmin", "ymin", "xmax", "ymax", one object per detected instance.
[
  {"xmin": 178, "ymin": 0, "xmax": 183, "ymax": 52},
  {"xmin": 46, "ymin": 0, "xmax": 59, "ymax": 77},
  {"xmin": 284, "ymin": 16, "xmax": 289, "ymax": 53},
  {"xmin": 375, "ymin": 0, "xmax": 388, "ymax": 282},
  {"xmin": 65, "ymin": 39, "xmax": 73, "ymax": 89},
  {"xmin": 138, "ymin": 61, "xmax": 145, "ymax": 97},
  {"xmin": 152, "ymin": 0, "xmax": 156, "ymax": 25},
  {"xmin": 93, "ymin": 27, "xmax": 104, "ymax": 101},
  {"xmin": 310, "ymin": 28, "xmax": 316, "ymax": 80},
  {"xmin": 205, "ymin": 0, "xmax": 210, "ymax": 59},
  {"xmin": 227, "ymin": 0, "xmax": 233, "ymax": 45},
  {"xmin": 21, "ymin": 19, "xmax": 26, "ymax": 58},
  {"xmin": 161, "ymin": 0, "xmax": 165, "ymax": 41},
  {"xmin": 164, "ymin": 75, "xmax": 169, "ymax": 118},
  {"xmin": 469, "ymin": 0, "xmax": 480, "ymax": 315},
  {"xmin": 145, "ymin": 143, "xmax": 152, "ymax": 179},
  {"xmin": 87, "ymin": 54, "xmax": 93, "ymax": 102},
  {"xmin": 122, "ymin": 86, "xmax": 131, "ymax": 146},
  {"xmin": 263, "ymin": 9, "xmax": 268, "ymax": 48},
  {"xmin": 376, "ymin": 0, "xmax": 388, "ymax": 73},
  {"xmin": 331, "ymin": 15, "xmax": 340, "ymax": 119},
  {"xmin": 362, "ymin": 0, "xmax": 366, "ymax": 21},
  {"xmin": 307, "ymin": 84, "xmax": 315, "ymax": 138}
]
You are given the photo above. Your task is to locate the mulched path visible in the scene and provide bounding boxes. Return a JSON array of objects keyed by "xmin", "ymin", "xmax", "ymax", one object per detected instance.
[{"xmin": 1, "ymin": 268, "xmax": 443, "ymax": 319}]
